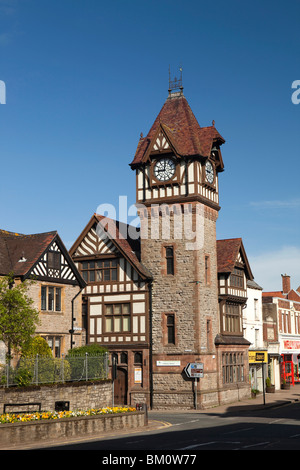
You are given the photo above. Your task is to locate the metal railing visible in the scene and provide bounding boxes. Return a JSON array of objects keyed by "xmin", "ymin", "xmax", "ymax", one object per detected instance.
[{"xmin": 1, "ymin": 353, "xmax": 109, "ymax": 387}]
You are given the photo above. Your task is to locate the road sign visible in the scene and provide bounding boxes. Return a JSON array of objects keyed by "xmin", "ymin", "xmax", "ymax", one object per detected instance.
[
  {"xmin": 184, "ymin": 362, "xmax": 204, "ymax": 378},
  {"xmin": 249, "ymin": 350, "xmax": 268, "ymax": 364}
]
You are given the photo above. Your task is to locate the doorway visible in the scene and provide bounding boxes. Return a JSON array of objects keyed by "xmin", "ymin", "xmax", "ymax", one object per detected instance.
[{"xmin": 114, "ymin": 368, "xmax": 128, "ymax": 405}]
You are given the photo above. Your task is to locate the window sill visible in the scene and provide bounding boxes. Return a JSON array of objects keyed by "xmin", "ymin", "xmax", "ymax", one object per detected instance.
[{"xmin": 41, "ymin": 310, "xmax": 63, "ymax": 314}]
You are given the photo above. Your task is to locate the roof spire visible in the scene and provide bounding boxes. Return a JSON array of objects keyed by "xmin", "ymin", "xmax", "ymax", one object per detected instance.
[{"xmin": 168, "ymin": 65, "xmax": 183, "ymax": 97}]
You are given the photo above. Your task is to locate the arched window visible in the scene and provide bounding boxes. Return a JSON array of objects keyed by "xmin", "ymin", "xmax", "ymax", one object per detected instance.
[
  {"xmin": 134, "ymin": 352, "xmax": 142, "ymax": 365},
  {"xmin": 120, "ymin": 352, "xmax": 128, "ymax": 364}
]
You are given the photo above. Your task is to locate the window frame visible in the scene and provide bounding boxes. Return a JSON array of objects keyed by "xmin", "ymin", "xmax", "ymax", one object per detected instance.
[
  {"xmin": 230, "ymin": 267, "xmax": 244, "ymax": 289},
  {"xmin": 104, "ymin": 303, "xmax": 131, "ymax": 333},
  {"xmin": 47, "ymin": 251, "xmax": 61, "ymax": 270},
  {"xmin": 81, "ymin": 258, "xmax": 118, "ymax": 283},
  {"xmin": 222, "ymin": 352, "xmax": 245, "ymax": 384},
  {"xmin": 166, "ymin": 314, "xmax": 175, "ymax": 345},
  {"xmin": 222, "ymin": 302, "xmax": 243, "ymax": 336},
  {"xmin": 165, "ymin": 246, "xmax": 174, "ymax": 275},
  {"xmin": 41, "ymin": 285, "xmax": 62, "ymax": 312},
  {"xmin": 45, "ymin": 335, "xmax": 62, "ymax": 358}
]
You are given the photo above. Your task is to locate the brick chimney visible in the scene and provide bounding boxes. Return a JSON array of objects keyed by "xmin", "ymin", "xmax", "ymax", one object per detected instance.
[{"xmin": 282, "ymin": 274, "xmax": 291, "ymax": 294}]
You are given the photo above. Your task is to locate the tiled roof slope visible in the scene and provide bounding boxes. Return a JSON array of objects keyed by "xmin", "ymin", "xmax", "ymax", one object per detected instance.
[
  {"xmin": 217, "ymin": 238, "xmax": 253, "ymax": 280},
  {"xmin": 131, "ymin": 93, "xmax": 225, "ymax": 167},
  {"xmin": 0, "ymin": 230, "xmax": 57, "ymax": 276},
  {"xmin": 94, "ymin": 214, "xmax": 153, "ymax": 280}
]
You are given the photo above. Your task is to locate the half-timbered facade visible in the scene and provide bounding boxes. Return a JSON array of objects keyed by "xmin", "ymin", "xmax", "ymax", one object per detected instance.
[
  {"xmin": 69, "ymin": 214, "xmax": 152, "ymax": 405},
  {"xmin": 217, "ymin": 238, "xmax": 253, "ymax": 337},
  {"xmin": 216, "ymin": 238, "xmax": 253, "ymax": 401},
  {"xmin": 0, "ymin": 229, "xmax": 85, "ymax": 359}
]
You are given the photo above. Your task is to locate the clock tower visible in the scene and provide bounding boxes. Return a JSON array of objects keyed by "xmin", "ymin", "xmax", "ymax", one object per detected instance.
[{"xmin": 130, "ymin": 81, "xmax": 226, "ymax": 409}]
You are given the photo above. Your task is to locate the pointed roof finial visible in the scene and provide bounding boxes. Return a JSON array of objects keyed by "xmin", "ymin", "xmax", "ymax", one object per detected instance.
[{"xmin": 168, "ymin": 65, "xmax": 183, "ymax": 97}]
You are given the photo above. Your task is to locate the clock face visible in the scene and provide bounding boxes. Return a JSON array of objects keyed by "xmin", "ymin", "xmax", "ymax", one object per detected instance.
[
  {"xmin": 205, "ymin": 160, "xmax": 214, "ymax": 184},
  {"xmin": 154, "ymin": 158, "xmax": 176, "ymax": 182}
]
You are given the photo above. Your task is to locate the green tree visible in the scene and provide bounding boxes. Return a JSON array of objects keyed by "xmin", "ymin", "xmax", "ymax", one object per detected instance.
[{"xmin": 0, "ymin": 274, "xmax": 40, "ymax": 358}]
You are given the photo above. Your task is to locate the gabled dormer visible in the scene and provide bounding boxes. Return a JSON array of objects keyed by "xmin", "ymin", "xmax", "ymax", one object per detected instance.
[
  {"xmin": 217, "ymin": 238, "xmax": 253, "ymax": 300},
  {"xmin": 0, "ymin": 229, "xmax": 85, "ymax": 287}
]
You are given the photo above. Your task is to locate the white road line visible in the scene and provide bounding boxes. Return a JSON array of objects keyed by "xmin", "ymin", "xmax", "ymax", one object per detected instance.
[
  {"xmin": 179, "ymin": 442, "xmax": 217, "ymax": 450},
  {"xmin": 224, "ymin": 427, "xmax": 253, "ymax": 435},
  {"xmin": 241, "ymin": 441, "xmax": 270, "ymax": 449}
]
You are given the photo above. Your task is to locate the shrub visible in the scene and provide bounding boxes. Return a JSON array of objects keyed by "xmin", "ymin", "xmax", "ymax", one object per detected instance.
[
  {"xmin": 66, "ymin": 344, "xmax": 108, "ymax": 381},
  {"xmin": 15, "ymin": 367, "xmax": 33, "ymax": 387},
  {"xmin": 22, "ymin": 336, "xmax": 52, "ymax": 358}
]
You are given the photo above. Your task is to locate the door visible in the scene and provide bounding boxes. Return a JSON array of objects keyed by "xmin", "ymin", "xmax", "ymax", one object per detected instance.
[
  {"xmin": 281, "ymin": 360, "xmax": 294, "ymax": 385},
  {"xmin": 114, "ymin": 368, "xmax": 128, "ymax": 405}
]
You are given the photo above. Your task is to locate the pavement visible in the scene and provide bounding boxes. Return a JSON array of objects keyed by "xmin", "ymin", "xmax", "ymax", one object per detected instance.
[
  {"xmin": 145, "ymin": 384, "xmax": 300, "ymax": 421},
  {"xmin": 180, "ymin": 383, "xmax": 300, "ymax": 416}
]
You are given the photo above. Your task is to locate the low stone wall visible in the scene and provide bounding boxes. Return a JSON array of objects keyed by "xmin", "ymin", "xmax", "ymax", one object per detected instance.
[
  {"xmin": 0, "ymin": 380, "xmax": 112, "ymax": 413},
  {"xmin": 0, "ymin": 412, "xmax": 147, "ymax": 449}
]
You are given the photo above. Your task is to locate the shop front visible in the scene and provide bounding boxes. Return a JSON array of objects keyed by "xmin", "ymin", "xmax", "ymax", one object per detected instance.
[{"xmin": 280, "ymin": 339, "xmax": 300, "ymax": 385}]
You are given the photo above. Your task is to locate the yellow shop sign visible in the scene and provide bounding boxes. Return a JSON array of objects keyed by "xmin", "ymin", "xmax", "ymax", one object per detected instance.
[{"xmin": 249, "ymin": 350, "xmax": 268, "ymax": 363}]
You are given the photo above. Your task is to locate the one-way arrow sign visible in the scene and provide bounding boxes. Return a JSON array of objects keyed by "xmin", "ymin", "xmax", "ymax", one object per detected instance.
[{"xmin": 184, "ymin": 362, "xmax": 204, "ymax": 378}]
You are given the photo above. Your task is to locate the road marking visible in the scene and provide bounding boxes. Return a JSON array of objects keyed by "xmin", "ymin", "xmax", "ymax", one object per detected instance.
[
  {"xmin": 224, "ymin": 427, "xmax": 253, "ymax": 435},
  {"xmin": 268, "ymin": 418, "xmax": 283, "ymax": 424},
  {"xmin": 179, "ymin": 442, "xmax": 217, "ymax": 449},
  {"xmin": 241, "ymin": 441, "xmax": 270, "ymax": 449},
  {"xmin": 149, "ymin": 419, "xmax": 172, "ymax": 428}
]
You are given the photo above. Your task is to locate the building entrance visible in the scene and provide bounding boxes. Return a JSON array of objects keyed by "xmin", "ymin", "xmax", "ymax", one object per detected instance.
[
  {"xmin": 114, "ymin": 368, "xmax": 128, "ymax": 405},
  {"xmin": 281, "ymin": 355, "xmax": 294, "ymax": 385}
]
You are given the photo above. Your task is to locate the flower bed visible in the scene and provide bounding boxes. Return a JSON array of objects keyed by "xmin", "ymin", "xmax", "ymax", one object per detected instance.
[
  {"xmin": 0, "ymin": 406, "xmax": 146, "ymax": 449},
  {"xmin": 0, "ymin": 406, "xmax": 136, "ymax": 424}
]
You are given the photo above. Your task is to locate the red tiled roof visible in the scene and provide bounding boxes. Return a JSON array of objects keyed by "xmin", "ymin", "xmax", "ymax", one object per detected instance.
[
  {"xmin": 131, "ymin": 94, "xmax": 225, "ymax": 167},
  {"xmin": 262, "ymin": 290, "xmax": 300, "ymax": 301},
  {"xmin": 0, "ymin": 230, "xmax": 57, "ymax": 276},
  {"xmin": 217, "ymin": 238, "xmax": 242, "ymax": 273},
  {"xmin": 217, "ymin": 238, "xmax": 253, "ymax": 280},
  {"xmin": 262, "ymin": 291, "xmax": 284, "ymax": 298}
]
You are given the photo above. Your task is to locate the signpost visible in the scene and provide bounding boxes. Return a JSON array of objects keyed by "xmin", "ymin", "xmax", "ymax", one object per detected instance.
[
  {"xmin": 184, "ymin": 363, "xmax": 204, "ymax": 409},
  {"xmin": 184, "ymin": 363, "xmax": 204, "ymax": 379},
  {"xmin": 248, "ymin": 351, "xmax": 268, "ymax": 405},
  {"xmin": 255, "ymin": 353, "xmax": 267, "ymax": 405}
]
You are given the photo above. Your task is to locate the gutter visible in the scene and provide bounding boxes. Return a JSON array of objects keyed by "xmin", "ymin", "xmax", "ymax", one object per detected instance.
[{"xmin": 70, "ymin": 287, "xmax": 84, "ymax": 349}]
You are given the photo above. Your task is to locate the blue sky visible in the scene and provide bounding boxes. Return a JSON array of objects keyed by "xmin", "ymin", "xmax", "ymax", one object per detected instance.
[{"xmin": 1, "ymin": 0, "xmax": 300, "ymax": 291}]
